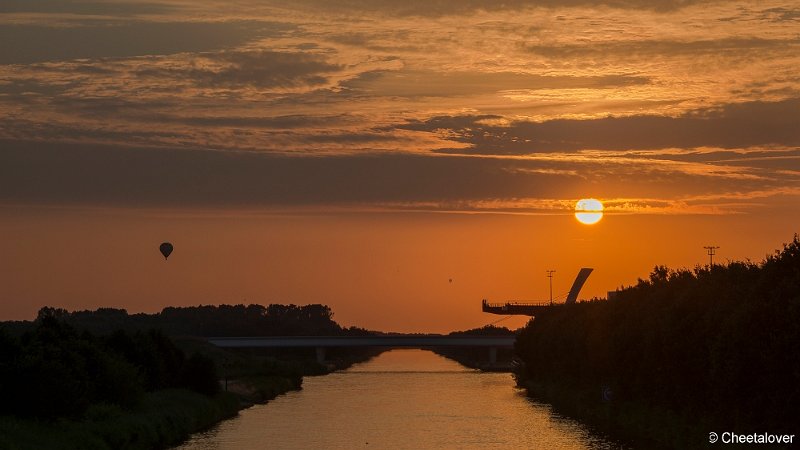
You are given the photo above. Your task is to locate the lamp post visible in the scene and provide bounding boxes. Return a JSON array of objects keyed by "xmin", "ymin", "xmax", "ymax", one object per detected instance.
[{"xmin": 546, "ymin": 270, "xmax": 556, "ymax": 305}]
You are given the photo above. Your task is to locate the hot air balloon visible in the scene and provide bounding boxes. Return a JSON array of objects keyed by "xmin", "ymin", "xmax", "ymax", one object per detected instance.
[{"xmin": 159, "ymin": 242, "xmax": 173, "ymax": 260}]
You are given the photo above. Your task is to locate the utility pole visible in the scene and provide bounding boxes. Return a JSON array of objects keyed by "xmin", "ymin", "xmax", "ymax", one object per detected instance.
[
  {"xmin": 704, "ymin": 246, "xmax": 720, "ymax": 266},
  {"xmin": 546, "ymin": 270, "xmax": 556, "ymax": 305}
]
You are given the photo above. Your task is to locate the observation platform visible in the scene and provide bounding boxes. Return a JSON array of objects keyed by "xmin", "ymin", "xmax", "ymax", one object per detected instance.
[
  {"xmin": 481, "ymin": 299, "xmax": 554, "ymax": 316},
  {"xmin": 481, "ymin": 267, "xmax": 593, "ymax": 316}
]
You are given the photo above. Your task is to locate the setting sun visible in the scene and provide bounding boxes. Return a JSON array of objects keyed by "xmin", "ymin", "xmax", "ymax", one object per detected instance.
[{"xmin": 575, "ymin": 198, "xmax": 604, "ymax": 225}]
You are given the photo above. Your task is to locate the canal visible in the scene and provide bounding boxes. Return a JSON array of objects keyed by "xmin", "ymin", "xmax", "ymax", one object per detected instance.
[{"xmin": 176, "ymin": 349, "xmax": 618, "ymax": 449}]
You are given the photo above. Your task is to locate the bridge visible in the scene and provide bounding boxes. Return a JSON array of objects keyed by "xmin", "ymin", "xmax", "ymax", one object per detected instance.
[{"xmin": 207, "ymin": 335, "xmax": 516, "ymax": 364}]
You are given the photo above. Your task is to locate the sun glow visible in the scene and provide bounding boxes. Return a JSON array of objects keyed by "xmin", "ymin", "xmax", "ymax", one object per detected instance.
[{"xmin": 575, "ymin": 198, "xmax": 604, "ymax": 225}]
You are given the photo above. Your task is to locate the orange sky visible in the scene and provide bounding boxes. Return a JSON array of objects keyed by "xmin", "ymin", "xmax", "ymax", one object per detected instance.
[
  {"xmin": 2, "ymin": 205, "xmax": 798, "ymax": 332},
  {"xmin": 1, "ymin": 0, "xmax": 799, "ymax": 332}
]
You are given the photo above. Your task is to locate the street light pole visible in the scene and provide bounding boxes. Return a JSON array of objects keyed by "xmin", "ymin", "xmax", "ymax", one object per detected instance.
[{"xmin": 546, "ymin": 270, "xmax": 556, "ymax": 305}]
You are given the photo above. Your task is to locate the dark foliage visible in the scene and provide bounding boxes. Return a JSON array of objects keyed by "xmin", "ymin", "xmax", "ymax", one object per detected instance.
[
  {"xmin": 448, "ymin": 325, "xmax": 516, "ymax": 336},
  {"xmin": 432, "ymin": 325, "xmax": 517, "ymax": 369},
  {"xmin": 0, "ymin": 390, "xmax": 240, "ymax": 450},
  {"xmin": 180, "ymin": 354, "xmax": 220, "ymax": 397},
  {"xmin": 515, "ymin": 235, "xmax": 800, "ymax": 435},
  {"xmin": 32, "ymin": 303, "xmax": 369, "ymax": 337},
  {"xmin": 0, "ymin": 319, "xmax": 220, "ymax": 420}
]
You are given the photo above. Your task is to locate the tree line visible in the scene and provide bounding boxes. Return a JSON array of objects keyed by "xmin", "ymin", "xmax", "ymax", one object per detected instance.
[
  {"xmin": 26, "ymin": 303, "xmax": 372, "ymax": 337},
  {"xmin": 515, "ymin": 236, "xmax": 800, "ymax": 437}
]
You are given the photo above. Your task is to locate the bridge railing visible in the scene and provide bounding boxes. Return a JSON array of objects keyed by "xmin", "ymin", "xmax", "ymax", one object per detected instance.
[{"xmin": 481, "ymin": 299, "xmax": 552, "ymax": 308}]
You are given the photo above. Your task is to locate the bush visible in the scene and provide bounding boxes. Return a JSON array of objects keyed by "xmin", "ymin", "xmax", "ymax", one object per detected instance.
[
  {"xmin": 180, "ymin": 353, "xmax": 220, "ymax": 397},
  {"xmin": 0, "ymin": 318, "xmax": 229, "ymax": 420}
]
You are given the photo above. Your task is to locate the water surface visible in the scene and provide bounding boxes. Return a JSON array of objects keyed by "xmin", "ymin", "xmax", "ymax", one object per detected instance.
[{"xmin": 177, "ymin": 349, "xmax": 617, "ymax": 449}]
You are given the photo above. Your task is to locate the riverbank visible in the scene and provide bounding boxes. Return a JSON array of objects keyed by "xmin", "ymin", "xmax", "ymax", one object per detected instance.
[
  {"xmin": 0, "ymin": 373, "xmax": 307, "ymax": 450},
  {"xmin": 431, "ymin": 347, "xmax": 516, "ymax": 371},
  {"xmin": 166, "ymin": 347, "xmax": 382, "ymax": 447},
  {"xmin": 517, "ymin": 377, "xmax": 703, "ymax": 449},
  {"xmin": 224, "ymin": 374, "xmax": 302, "ymax": 406},
  {"xmin": 0, "ymin": 389, "xmax": 240, "ymax": 450}
]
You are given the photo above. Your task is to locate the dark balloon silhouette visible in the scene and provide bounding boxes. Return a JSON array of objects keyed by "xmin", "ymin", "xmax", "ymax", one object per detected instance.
[{"xmin": 159, "ymin": 242, "xmax": 173, "ymax": 260}]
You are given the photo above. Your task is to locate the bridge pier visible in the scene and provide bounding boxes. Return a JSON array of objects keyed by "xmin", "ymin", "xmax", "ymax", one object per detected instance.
[
  {"xmin": 489, "ymin": 347, "xmax": 497, "ymax": 365},
  {"xmin": 316, "ymin": 346, "xmax": 326, "ymax": 364}
]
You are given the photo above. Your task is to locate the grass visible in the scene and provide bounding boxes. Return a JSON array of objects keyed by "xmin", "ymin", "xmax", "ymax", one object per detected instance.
[{"xmin": 0, "ymin": 389, "xmax": 240, "ymax": 450}]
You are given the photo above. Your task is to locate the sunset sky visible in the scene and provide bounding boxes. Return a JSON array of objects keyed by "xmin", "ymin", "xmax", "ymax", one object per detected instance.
[{"xmin": 2, "ymin": 0, "xmax": 799, "ymax": 332}]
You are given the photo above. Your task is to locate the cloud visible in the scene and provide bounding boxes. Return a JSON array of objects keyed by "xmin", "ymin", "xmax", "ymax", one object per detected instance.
[
  {"xmin": 0, "ymin": 49, "xmax": 355, "ymax": 101},
  {"xmin": 523, "ymin": 37, "xmax": 799, "ymax": 59},
  {"xmin": 759, "ymin": 6, "xmax": 800, "ymax": 22},
  {"xmin": 178, "ymin": 51, "xmax": 341, "ymax": 90},
  {"xmin": 0, "ymin": 140, "xmax": 568, "ymax": 207},
  {"xmin": 153, "ymin": 114, "xmax": 358, "ymax": 130},
  {"xmin": 0, "ymin": 21, "xmax": 292, "ymax": 64},
  {"xmin": 0, "ymin": 0, "xmax": 173, "ymax": 15},
  {"xmin": 287, "ymin": 0, "xmax": 713, "ymax": 16},
  {"xmin": 0, "ymin": 78, "xmax": 73, "ymax": 96},
  {"xmin": 402, "ymin": 98, "xmax": 800, "ymax": 154},
  {"xmin": 342, "ymin": 70, "xmax": 650, "ymax": 97},
  {"xmin": 1, "ymin": 138, "xmax": 795, "ymax": 213},
  {"xmin": 1, "ymin": 0, "xmax": 798, "ymax": 218}
]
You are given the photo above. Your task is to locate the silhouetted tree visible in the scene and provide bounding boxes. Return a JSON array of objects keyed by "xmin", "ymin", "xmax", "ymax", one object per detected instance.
[
  {"xmin": 0, "ymin": 319, "xmax": 224, "ymax": 420},
  {"xmin": 515, "ymin": 235, "xmax": 800, "ymax": 435}
]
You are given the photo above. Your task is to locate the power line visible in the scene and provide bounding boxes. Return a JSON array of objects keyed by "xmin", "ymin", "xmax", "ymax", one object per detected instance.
[
  {"xmin": 487, "ymin": 315, "xmax": 514, "ymax": 326},
  {"xmin": 704, "ymin": 245, "xmax": 720, "ymax": 266}
]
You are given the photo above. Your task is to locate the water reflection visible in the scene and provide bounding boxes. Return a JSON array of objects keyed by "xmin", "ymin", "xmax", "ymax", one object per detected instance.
[{"xmin": 176, "ymin": 349, "xmax": 617, "ymax": 449}]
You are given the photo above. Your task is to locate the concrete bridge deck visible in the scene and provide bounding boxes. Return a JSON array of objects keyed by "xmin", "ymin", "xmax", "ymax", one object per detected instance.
[
  {"xmin": 207, "ymin": 335, "xmax": 516, "ymax": 364},
  {"xmin": 208, "ymin": 335, "xmax": 515, "ymax": 348}
]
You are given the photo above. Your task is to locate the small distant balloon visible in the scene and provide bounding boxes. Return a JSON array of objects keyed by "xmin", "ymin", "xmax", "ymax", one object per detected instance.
[
  {"xmin": 449, "ymin": 278, "xmax": 453, "ymax": 283},
  {"xmin": 159, "ymin": 242, "xmax": 173, "ymax": 260}
]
